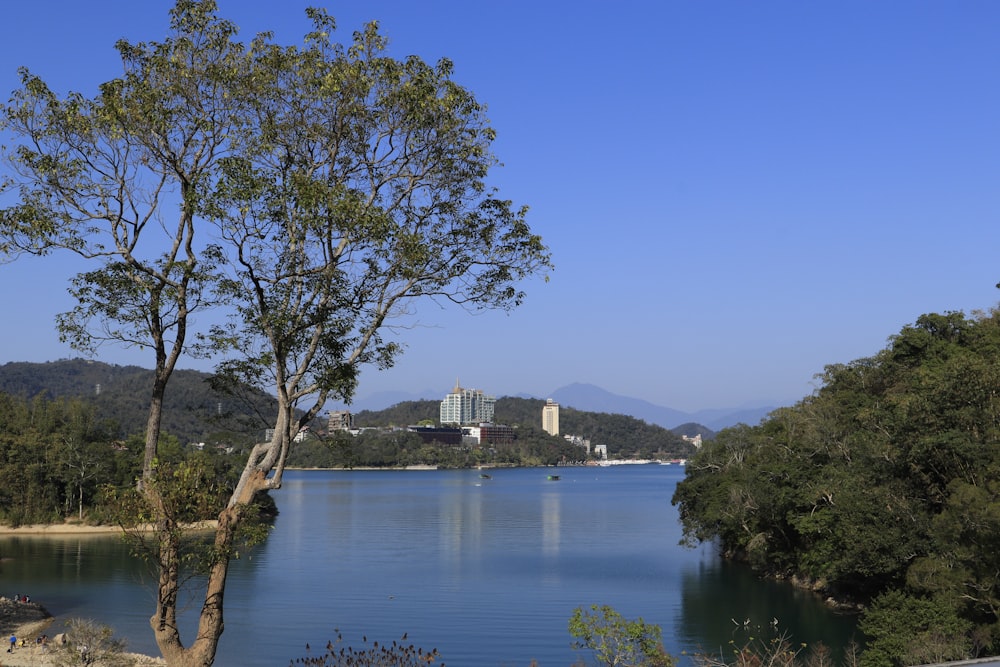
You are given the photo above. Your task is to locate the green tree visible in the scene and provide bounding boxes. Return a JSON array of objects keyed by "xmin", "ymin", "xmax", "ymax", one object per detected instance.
[
  {"xmin": 673, "ymin": 308, "xmax": 1000, "ymax": 663},
  {"xmin": 1, "ymin": 2, "xmax": 243, "ymax": 661},
  {"xmin": 859, "ymin": 590, "xmax": 973, "ymax": 667},
  {"xmin": 0, "ymin": 2, "xmax": 548, "ymax": 665},
  {"xmin": 569, "ymin": 604, "xmax": 674, "ymax": 667}
]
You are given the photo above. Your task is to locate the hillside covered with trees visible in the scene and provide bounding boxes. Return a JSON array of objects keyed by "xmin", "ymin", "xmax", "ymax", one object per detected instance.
[
  {"xmin": 287, "ymin": 396, "xmax": 697, "ymax": 468},
  {"xmin": 0, "ymin": 391, "xmax": 248, "ymax": 527},
  {"xmin": 672, "ymin": 309, "xmax": 1000, "ymax": 667},
  {"xmin": 353, "ymin": 396, "xmax": 698, "ymax": 455},
  {"xmin": 0, "ymin": 359, "xmax": 276, "ymax": 446}
]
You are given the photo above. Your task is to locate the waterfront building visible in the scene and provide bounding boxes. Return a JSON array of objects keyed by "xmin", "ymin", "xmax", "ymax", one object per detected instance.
[
  {"xmin": 542, "ymin": 398, "xmax": 559, "ymax": 436},
  {"xmin": 440, "ymin": 381, "xmax": 496, "ymax": 425},
  {"xmin": 328, "ymin": 410, "xmax": 353, "ymax": 431},
  {"xmin": 407, "ymin": 425, "xmax": 463, "ymax": 445},
  {"xmin": 463, "ymin": 423, "xmax": 516, "ymax": 446}
]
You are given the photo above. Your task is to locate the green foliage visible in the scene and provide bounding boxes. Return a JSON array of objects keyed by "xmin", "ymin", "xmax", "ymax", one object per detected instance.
[
  {"xmin": 1, "ymin": 0, "xmax": 550, "ymax": 661},
  {"xmin": 0, "ymin": 359, "xmax": 276, "ymax": 447},
  {"xmin": 0, "ymin": 393, "xmax": 123, "ymax": 525},
  {"xmin": 859, "ymin": 591, "xmax": 973, "ymax": 667},
  {"xmin": 569, "ymin": 604, "xmax": 674, "ymax": 667},
  {"xmin": 0, "ymin": 389, "xmax": 254, "ymax": 527},
  {"xmin": 672, "ymin": 308, "xmax": 1000, "ymax": 663},
  {"xmin": 291, "ymin": 630, "xmax": 443, "ymax": 666}
]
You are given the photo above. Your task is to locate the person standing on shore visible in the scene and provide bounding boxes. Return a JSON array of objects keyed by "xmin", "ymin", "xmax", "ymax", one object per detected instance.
[{"xmin": 8, "ymin": 633, "xmax": 15, "ymax": 652}]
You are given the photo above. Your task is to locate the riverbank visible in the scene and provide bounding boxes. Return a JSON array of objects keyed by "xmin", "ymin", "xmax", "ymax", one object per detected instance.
[
  {"xmin": 0, "ymin": 524, "xmax": 194, "ymax": 665},
  {"xmin": 0, "ymin": 597, "xmax": 164, "ymax": 667},
  {"xmin": 0, "ymin": 520, "xmax": 217, "ymax": 536}
]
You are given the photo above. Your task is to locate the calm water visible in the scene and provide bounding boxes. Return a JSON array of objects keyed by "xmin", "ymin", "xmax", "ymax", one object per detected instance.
[{"xmin": 0, "ymin": 466, "xmax": 859, "ymax": 666}]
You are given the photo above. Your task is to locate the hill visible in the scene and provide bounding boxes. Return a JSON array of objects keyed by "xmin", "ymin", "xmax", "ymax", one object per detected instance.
[
  {"xmin": 0, "ymin": 359, "xmax": 275, "ymax": 445},
  {"xmin": 339, "ymin": 383, "xmax": 776, "ymax": 431},
  {"xmin": 352, "ymin": 396, "xmax": 702, "ymax": 457}
]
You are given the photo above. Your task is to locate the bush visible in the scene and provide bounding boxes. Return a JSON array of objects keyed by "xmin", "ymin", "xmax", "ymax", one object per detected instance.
[
  {"xmin": 569, "ymin": 604, "xmax": 674, "ymax": 667},
  {"xmin": 291, "ymin": 630, "xmax": 443, "ymax": 666},
  {"xmin": 50, "ymin": 618, "xmax": 130, "ymax": 667}
]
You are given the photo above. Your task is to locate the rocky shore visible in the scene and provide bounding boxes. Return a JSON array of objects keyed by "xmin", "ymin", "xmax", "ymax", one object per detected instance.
[
  {"xmin": 0, "ymin": 595, "xmax": 164, "ymax": 666},
  {"xmin": 0, "ymin": 596, "xmax": 55, "ymax": 667},
  {"xmin": 0, "ymin": 596, "xmax": 51, "ymax": 637}
]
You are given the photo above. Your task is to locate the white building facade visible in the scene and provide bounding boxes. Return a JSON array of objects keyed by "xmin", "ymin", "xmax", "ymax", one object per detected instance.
[{"xmin": 440, "ymin": 381, "xmax": 496, "ymax": 425}]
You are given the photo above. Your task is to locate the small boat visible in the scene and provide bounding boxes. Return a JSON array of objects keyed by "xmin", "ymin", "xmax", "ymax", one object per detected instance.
[
  {"xmin": 479, "ymin": 473, "xmax": 492, "ymax": 479},
  {"xmin": 547, "ymin": 474, "xmax": 560, "ymax": 481}
]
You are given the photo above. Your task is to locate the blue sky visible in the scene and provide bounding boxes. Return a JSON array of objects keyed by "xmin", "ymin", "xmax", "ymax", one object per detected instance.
[{"xmin": 1, "ymin": 1, "xmax": 999, "ymax": 412}]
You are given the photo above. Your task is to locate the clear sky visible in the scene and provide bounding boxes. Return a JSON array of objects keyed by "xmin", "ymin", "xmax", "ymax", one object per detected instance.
[{"xmin": 1, "ymin": 1, "xmax": 999, "ymax": 412}]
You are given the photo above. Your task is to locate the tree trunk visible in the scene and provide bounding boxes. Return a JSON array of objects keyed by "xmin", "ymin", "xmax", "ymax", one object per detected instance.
[{"xmin": 149, "ymin": 470, "xmax": 270, "ymax": 667}]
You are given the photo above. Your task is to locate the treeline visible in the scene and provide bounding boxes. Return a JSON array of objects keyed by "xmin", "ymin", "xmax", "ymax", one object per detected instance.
[
  {"xmin": 287, "ymin": 424, "xmax": 587, "ymax": 468},
  {"xmin": 672, "ymin": 309, "xmax": 1000, "ymax": 667},
  {"xmin": 0, "ymin": 392, "xmax": 246, "ymax": 526}
]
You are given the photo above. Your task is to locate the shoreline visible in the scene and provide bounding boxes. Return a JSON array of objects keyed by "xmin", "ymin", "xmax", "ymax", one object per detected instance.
[
  {"xmin": 0, "ymin": 520, "xmax": 218, "ymax": 536},
  {"xmin": 0, "ymin": 599, "xmax": 164, "ymax": 667}
]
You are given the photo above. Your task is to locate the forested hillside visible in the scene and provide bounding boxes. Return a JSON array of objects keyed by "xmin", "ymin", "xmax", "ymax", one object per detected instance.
[
  {"xmin": 352, "ymin": 396, "xmax": 697, "ymax": 459},
  {"xmin": 672, "ymin": 309, "xmax": 1000, "ymax": 667},
  {"xmin": 0, "ymin": 359, "xmax": 275, "ymax": 444},
  {"xmin": 0, "ymin": 391, "xmax": 250, "ymax": 526}
]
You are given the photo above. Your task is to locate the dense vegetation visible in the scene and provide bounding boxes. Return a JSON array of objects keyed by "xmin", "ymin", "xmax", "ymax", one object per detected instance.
[
  {"xmin": 286, "ymin": 396, "xmax": 697, "ymax": 468},
  {"xmin": 672, "ymin": 309, "xmax": 1000, "ymax": 667},
  {"xmin": 0, "ymin": 391, "xmax": 245, "ymax": 526},
  {"xmin": 0, "ymin": 359, "xmax": 276, "ymax": 446},
  {"xmin": 353, "ymin": 397, "xmax": 695, "ymax": 456}
]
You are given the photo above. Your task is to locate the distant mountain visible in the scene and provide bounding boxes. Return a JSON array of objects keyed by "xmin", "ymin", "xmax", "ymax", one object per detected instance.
[
  {"xmin": 549, "ymin": 383, "xmax": 690, "ymax": 427},
  {"xmin": 340, "ymin": 381, "xmax": 777, "ymax": 431},
  {"xmin": 550, "ymin": 383, "xmax": 777, "ymax": 431}
]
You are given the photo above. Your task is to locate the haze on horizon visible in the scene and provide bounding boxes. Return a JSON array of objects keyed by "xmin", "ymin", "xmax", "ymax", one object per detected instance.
[{"xmin": 1, "ymin": 1, "xmax": 998, "ymax": 414}]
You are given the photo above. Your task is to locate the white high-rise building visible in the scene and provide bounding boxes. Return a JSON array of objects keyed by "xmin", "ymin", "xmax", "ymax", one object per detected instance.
[
  {"xmin": 542, "ymin": 398, "xmax": 559, "ymax": 436},
  {"xmin": 440, "ymin": 380, "xmax": 496, "ymax": 425}
]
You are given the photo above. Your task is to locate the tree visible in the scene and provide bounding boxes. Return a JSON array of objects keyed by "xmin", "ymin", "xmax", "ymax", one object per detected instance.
[
  {"xmin": 1, "ymin": 2, "xmax": 549, "ymax": 665},
  {"xmin": 1, "ymin": 3, "xmax": 248, "ymax": 663},
  {"xmin": 194, "ymin": 15, "xmax": 549, "ymax": 665},
  {"xmin": 202, "ymin": 6, "xmax": 549, "ymax": 493},
  {"xmin": 569, "ymin": 604, "xmax": 674, "ymax": 667}
]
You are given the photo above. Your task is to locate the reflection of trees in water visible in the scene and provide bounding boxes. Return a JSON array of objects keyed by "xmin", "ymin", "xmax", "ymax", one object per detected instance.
[{"xmin": 677, "ymin": 559, "xmax": 861, "ymax": 660}]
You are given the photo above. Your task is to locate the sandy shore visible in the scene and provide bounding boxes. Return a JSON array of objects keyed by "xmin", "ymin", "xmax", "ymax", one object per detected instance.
[
  {"xmin": 0, "ymin": 609, "xmax": 165, "ymax": 667},
  {"xmin": 0, "ymin": 643, "xmax": 164, "ymax": 667},
  {"xmin": 0, "ymin": 521, "xmax": 217, "ymax": 536}
]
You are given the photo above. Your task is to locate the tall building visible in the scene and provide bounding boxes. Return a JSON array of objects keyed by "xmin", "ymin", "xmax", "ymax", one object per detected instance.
[
  {"xmin": 440, "ymin": 380, "xmax": 496, "ymax": 425},
  {"xmin": 328, "ymin": 410, "xmax": 353, "ymax": 431},
  {"xmin": 542, "ymin": 398, "xmax": 559, "ymax": 436}
]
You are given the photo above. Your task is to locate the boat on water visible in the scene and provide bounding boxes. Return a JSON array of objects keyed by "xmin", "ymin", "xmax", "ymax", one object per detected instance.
[
  {"xmin": 546, "ymin": 474, "xmax": 560, "ymax": 481},
  {"xmin": 479, "ymin": 473, "xmax": 492, "ymax": 479}
]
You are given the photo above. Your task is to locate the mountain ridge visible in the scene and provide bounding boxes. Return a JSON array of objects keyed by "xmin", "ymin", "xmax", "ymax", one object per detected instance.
[
  {"xmin": 0, "ymin": 359, "xmax": 777, "ymax": 432},
  {"xmin": 340, "ymin": 382, "xmax": 778, "ymax": 431}
]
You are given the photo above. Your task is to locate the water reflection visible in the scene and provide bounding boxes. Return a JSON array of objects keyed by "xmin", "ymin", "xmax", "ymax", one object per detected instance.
[
  {"xmin": 542, "ymin": 491, "xmax": 561, "ymax": 556},
  {"xmin": 677, "ymin": 557, "xmax": 861, "ymax": 660},
  {"xmin": 0, "ymin": 467, "xmax": 861, "ymax": 666}
]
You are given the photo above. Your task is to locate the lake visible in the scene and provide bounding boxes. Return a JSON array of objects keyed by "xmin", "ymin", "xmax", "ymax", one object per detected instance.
[{"xmin": 0, "ymin": 465, "xmax": 860, "ymax": 666}]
